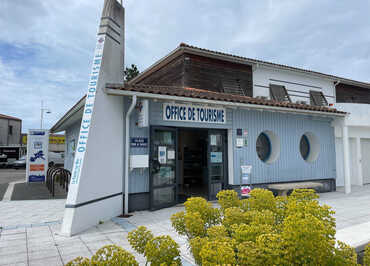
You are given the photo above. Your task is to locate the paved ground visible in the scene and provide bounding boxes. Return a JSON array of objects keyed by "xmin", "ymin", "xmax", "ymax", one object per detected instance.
[
  {"xmin": 319, "ymin": 185, "xmax": 370, "ymax": 230},
  {"xmin": 0, "ymin": 169, "xmax": 67, "ymax": 201},
  {"xmin": 0, "ymin": 185, "xmax": 370, "ymax": 265},
  {"xmin": 11, "ymin": 183, "xmax": 67, "ymax": 201},
  {"xmin": 0, "ymin": 169, "xmax": 26, "ymax": 185}
]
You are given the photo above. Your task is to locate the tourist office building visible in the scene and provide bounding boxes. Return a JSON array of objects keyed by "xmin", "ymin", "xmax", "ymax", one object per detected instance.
[{"xmin": 50, "ymin": 1, "xmax": 370, "ymax": 236}]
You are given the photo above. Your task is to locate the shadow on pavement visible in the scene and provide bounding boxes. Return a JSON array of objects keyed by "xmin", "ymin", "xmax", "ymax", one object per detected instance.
[{"xmin": 11, "ymin": 182, "xmax": 67, "ymax": 200}]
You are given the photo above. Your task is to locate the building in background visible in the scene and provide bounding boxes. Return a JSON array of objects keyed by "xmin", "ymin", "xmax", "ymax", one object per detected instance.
[
  {"xmin": 22, "ymin": 133, "xmax": 65, "ymax": 153},
  {"xmin": 0, "ymin": 114, "xmax": 22, "ymax": 146},
  {"xmin": 0, "ymin": 114, "xmax": 23, "ymax": 165}
]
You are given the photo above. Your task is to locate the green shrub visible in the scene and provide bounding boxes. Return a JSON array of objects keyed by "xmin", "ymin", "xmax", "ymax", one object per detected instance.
[
  {"xmin": 183, "ymin": 197, "xmax": 220, "ymax": 227},
  {"xmin": 65, "ymin": 257, "xmax": 91, "ymax": 266},
  {"xmin": 222, "ymin": 207, "xmax": 245, "ymax": 228},
  {"xmin": 216, "ymin": 189, "xmax": 239, "ymax": 212},
  {"xmin": 68, "ymin": 227, "xmax": 180, "ymax": 266},
  {"xmin": 248, "ymin": 188, "xmax": 276, "ymax": 212},
  {"xmin": 127, "ymin": 226, "xmax": 153, "ymax": 254},
  {"xmin": 170, "ymin": 188, "xmax": 358, "ymax": 265},
  {"xmin": 90, "ymin": 245, "xmax": 138, "ymax": 266},
  {"xmin": 329, "ymin": 241, "xmax": 358, "ymax": 266},
  {"xmin": 231, "ymin": 223, "xmax": 273, "ymax": 243},
  {"xmin": 290, "ymin": 188, "xmax": 319, "ymax": 201},
  {"xmin": 144, "ymin": 235, "xmax": 181, "ymax": 266},
  {"xmin": 170, "ymin": 211, "xmax": 186, "ymax": 236},
  {"xmin": 184, "ymin": 211, "xmax": 206, "ymax": 238},
  {"xmin": 198, "ymin": 239, "xmax": 236, "ymax": 265},
  {"xmin": 189, "ymin": 237, "xmax": 209, "ymax": 266},
  {"xmin": 364, "ymin": 243, "xmax": 370, "ymax": 266},
  {"xmin": 206, "ymin": 225, "xmax": 228, "ymax": 240}
]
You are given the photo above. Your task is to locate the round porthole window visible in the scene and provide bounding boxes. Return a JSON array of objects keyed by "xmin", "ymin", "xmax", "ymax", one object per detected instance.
[
  {"xmin": 300, "ymin": 132, "xmax": 320, "ymax": 163},
  {"xmin": 300, "ymin": 135, "xmax": 310, "ymax": 160},
  {"xmin": 256, "ymin": 131, "xmax": 280, "ymax": 164}
]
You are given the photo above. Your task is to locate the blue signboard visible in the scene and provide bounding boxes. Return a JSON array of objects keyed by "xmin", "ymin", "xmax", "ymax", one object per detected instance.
[{"xmin": 131, "ymin": 137, "xmax": 148, "ymax": 148}]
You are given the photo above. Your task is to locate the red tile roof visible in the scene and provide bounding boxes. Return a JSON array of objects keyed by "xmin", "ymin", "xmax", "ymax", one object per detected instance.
[
  {"xmin": 106, "ymin": 84, "xmax": 346, "ymax": 115},
  {"xmin": 0, "ymin": 114, "xmax": 21, "ymax": 121}
]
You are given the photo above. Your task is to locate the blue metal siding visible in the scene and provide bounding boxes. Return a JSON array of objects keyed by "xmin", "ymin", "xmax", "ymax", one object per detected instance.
[
  {"xmin": 123, "ymin": 97, "xmax": 150, "ymax": 193},
  {"xmin": 232, "ymin": 109, "xmax": 336, "ymax": 184},
  {"xmin": 123, "ymin": 96, "xmax": 337, "ymax": 193}
]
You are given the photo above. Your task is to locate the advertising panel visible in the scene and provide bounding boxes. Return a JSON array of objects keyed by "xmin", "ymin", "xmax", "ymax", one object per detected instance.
[{"xmin": 26, "ymin": 129, "xmax": 49, "ymax": 182}]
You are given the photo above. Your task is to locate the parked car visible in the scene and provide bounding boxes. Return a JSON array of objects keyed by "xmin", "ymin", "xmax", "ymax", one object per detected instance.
[
  {"xmin": 12, "ymin": 152, "xmax": 65, "ymax": 169},
  {"xmin": 12, "ymin": 155, "xmax": 26, "ymax": 169},
  {"xmin": 48, "ymin": 152, "xmax": 64, "ymax": 167},
  {"xmin": 0, "ymin": 153, "xmax": 7, "ymax": 168}
]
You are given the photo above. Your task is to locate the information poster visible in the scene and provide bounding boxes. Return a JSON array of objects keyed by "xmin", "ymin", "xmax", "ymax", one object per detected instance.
[
  {"xmin": 211, "ymin": 152, "xmax": 223, "ymax": 163},
  {"xmin": 26, "ymin": 129, "xmax": 49, "ymax": 182},
  {"xmin": 158, "ymin": 146, "xmax": 167, "ymax": 164},
  {"xmin": 241, "ymin": 165, "xmax": 252, "ymax": 184}
]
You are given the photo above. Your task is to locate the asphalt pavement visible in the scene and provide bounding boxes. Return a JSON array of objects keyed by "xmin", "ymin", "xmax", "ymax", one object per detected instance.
[
  {"xmin": 0, "ymin": 169, "xmax": 25, "ymax": 200},
  {"xmin": 0, "ymin": 168, "xmax": 26, "ymax": 184}
]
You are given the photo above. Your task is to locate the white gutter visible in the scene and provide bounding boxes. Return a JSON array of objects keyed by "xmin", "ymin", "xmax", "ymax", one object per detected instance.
[
  {"xmin": 105, "ymin": 88, "xmax": 346, "ymax": 117},
  {"xmin": 124, "ymin": 94, "xmax": 137, "ymax": 215}
]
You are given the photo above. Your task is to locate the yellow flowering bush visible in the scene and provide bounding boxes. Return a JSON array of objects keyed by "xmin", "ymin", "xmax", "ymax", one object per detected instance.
[
  {"xmin": 144, "ymin": 235, "xmax": 181, "ymax": 266},
  {"xmin": 216, "ymin": 189, "xmax": 239, "ymax": 212},
  {"xmin": 127, "ymin": 226, "xmax": 153, "ymax": 254},
  {"xmin": 364, "ymin": 243, "xmax": 370, "ymax": 266},
  {"xmin": 171, "ymin": 188, "xmax": 359, "ymax": 265},
  {"xmin": 68, "ymin": 227, "xmax": 180, "ymax": 266},
  {"xmin": 66, "ymin": 257, "xmax": 91, "ymax": 266},
  {"xmin": 198, "ymin": 239, "xmax": 236, "ymax": 265},
  {"xmin": 90, "ymin": 245, "xmax": 138, "ymax": 266}
]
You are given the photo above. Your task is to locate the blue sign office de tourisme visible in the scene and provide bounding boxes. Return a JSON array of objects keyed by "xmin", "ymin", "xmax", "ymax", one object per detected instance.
[{"xmin": 163, "ymin": 103, "xmax": 226, "ymax": 124}]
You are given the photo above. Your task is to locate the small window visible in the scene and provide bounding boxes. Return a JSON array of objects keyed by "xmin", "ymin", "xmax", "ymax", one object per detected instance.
[
  {"xmin": 220, "ymin": 78, "xmax": 247, "ymax": 96},
  {"xmin": 256, "ymin": 133, "xmax": 271, "ymax": 162},
  {"xmin": 8, "ymin": 125, "xmax": 13, "ymax": 135},
  {"xmin": 269, "ymin": 84, "xmax": 291, "ymax": 102},
  {"xmin": 300, "ymin": 133, "xmax": 320, "ymax": 163},
  {"xmin": 310, "ymin": 90, "xmax": 328, "ymax": 106},
  {"xmin": 300, "ymin": 135, "xmax": 310, "ymax": 160},
  {"xmin": 256, "ymin": 131, "xmax": 280, "ymax": 164}
]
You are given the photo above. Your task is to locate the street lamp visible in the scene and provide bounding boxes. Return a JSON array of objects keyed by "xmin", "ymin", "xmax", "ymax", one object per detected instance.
[{"xmin": 40, "ymin": 100, "xmax": 51, "ymax": 129}]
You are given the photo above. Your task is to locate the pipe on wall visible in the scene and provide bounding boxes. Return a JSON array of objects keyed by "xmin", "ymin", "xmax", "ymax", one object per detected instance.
[
  {"xmin": 342, "ymin": 117, "xmax": 351, "ymax": 194},
  {"xmin": 124, "ymin": 94, "xmax": 137, "ymax": 215}
]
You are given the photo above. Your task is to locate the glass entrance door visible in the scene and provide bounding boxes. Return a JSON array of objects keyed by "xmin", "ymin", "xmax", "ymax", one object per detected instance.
[
  {"xmin": 208, "ymin": 130, "xmax": 227, "ymax": 200},
  {"xmin": 150, "ymin": 127, "xmax": 177, "ymax": 210}
]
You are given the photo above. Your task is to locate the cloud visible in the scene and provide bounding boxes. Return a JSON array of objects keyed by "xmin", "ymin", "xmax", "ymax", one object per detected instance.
[{"xmin": 1, "ymin": 0, "xmax": 369, "ymax": 132}]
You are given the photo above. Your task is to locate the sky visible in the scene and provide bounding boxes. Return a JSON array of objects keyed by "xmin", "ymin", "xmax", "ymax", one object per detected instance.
[{"xmin": 1, "ymin": 0, "xmax": 370, "ymax": 132}]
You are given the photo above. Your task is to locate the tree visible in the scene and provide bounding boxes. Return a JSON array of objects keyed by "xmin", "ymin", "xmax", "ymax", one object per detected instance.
[{"xmin": 124, "ymin": 64, "xmax": 139, "ymax": 82}]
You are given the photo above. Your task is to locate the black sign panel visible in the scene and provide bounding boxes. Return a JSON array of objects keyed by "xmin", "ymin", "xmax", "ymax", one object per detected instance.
[
  {"xmin": 130, "ymin": 137, "xmax": 148, "ymax": 148},
  {"xmin": 0, "ymin": 147, "xmax": 20, "ymax": 159}
]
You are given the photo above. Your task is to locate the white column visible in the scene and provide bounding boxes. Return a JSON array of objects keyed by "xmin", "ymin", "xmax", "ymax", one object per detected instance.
[
  {"xmin": 356, "ymin": 137, "xmax": 363, "ymax": 186},
  {"xmin": 342, "ymin": 121, "xmax": 351, "ymax": 194}
]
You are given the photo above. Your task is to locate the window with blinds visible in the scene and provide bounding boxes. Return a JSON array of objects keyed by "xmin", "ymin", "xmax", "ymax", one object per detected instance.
[
  {"xmin": 219, "ymin": 78, "xmax": 250, "ymax": 96},
  {"xmin": 310, "ymin": 90, "xmax": 328, "ymax": 106},
  {"xmin": 269, "ymin": 84, "xmax": 291, "ymax": 102}
]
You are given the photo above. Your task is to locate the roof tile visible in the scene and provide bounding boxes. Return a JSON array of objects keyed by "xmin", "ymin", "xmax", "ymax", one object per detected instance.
[{"xmin": 106, "ymin": 84, "xmax": 346, "ymax": 115}]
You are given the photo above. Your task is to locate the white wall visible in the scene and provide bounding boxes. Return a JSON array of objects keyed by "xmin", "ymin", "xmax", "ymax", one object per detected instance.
[
  {"xmin": 253, "ymin": 66, "xmax": 336, "ymax": 105},
  {"xmin": 61, "ymin": 0, "xmax": 126, "ymax": 236},
  {"xmin": 335, "ymin": 137, "xmax": 344, "ymax": 187},
  {"xmin": 335, "ymin": 103, "xmax": 370, "ymax": 127}
]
